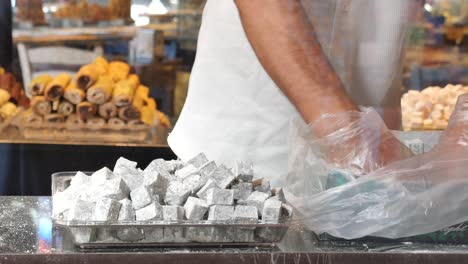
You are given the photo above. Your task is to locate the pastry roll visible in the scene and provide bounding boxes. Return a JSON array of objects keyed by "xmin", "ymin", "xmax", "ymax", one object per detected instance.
[
  {"xmin": 28, "ymin": 75, "xmax": 53, "ymax": 96},
  {"xmin": 58, "ymin": 100, "xmax": 75, "ymax": 116},
  {"xmin": 128, "ymin": 119, "xmax": 147, "ymax": 130},
  {"xmin": 44, "ymin": 114, "xmax": 65, "ymax": 123},
  {"xmin": 132, "ymin": 85, "xmax": 150, "ymax": 108},
  {"xmin": 17, "ymin": 96, "xmax": 30, "ymax": 109},
  {"xmin": 127, "ymin": 74, "xmax": 140, "ymax": 88},
  {"xmin": 64, "ymin": 82, "xmax": 86, "ymax": 105},
  {"xmin": 136, "ymin": 85, "xmax": 149, "ymax": 98},
  {"xmin": 45, "ymin": 73, "xmax": 71, "ymax": 102},
  {"xmin": 24, "ymin": 111, "xmax": 43, "ymax": 126},
  {"xmin": 158, "ymin": 111, "xmax": 172, "ymax": 128},
  {"xmin": 0, "ymin": 73, "xmax": 15, "ymax": 93},
  {"xmin": 0, "ymin": 67, "xmax": 4, "ymax": 75},
  {"xmin": 0, "ymin": 102, "xmax": 17, "ymax": 120},
  {"xmin": 66, "ymin": 114, "xmax": 85, "ymax": 128},
  {"xmin": 0, "ymin": 89, "xmax": 11, "ymax": 106},
  {"xmin": 98, "ymin": 101, "xmax": 117, "ymax": 119},
  {"xmin": 87, "ymin": 117, "xmax": 106, "ymax": 130},
  {"xmin": 118, "ymin": 105, "xmax": 141, "ymax": 121},
  {"xmin": 86, "ymin": 75, "xmax": 114, "ymax": 105},
  {"xmin": 92, "ymin": 56, "xmax": 109, "ymax": 76},
  {"xmin": 108, "ymin": 61, "xmax": 130, "ymax": 82},
  {"xmin": 76, "ymin": 64, "xmax": 99, "ymax": 90},
  {"xmin": 108, "ymin": 117, "xmax": 125, "ymax": 130},
  {"xmin": 139, "ymin": 105, "xmax": 155, "ymax": 125},
  {"xmin": 9, "ymin": 82, "xmax": 23, "ymax": 105},
  {"xmin": 112, "ymin": 80, "xmax": 136, "ymax": 107},
  {"xmin": 31, "ymin": 96, "xmax": 52, "ymax": 116},
  {"xmin": 77, "ymin": 102, "xmax": 97, "ymax": 121},
  {"xmin": 145, "ymin": 98, "xmax": 157, "ymax": 111}
]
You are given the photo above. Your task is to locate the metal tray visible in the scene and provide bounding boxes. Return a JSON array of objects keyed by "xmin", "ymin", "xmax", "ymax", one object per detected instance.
[
  {"xmin": 53, "ymin": 219, "xmax": 289, "ymax": 248},
  {"xmin": 52, "ymin": 172, "xmax": 290, "ymax": 248}
]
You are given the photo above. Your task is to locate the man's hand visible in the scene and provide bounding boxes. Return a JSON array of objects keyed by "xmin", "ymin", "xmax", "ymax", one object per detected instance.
[
  {"xmin": 234, "ymin": 0, "xmax": 358, "ymax": 133},
  {"xmin": 234, "ymin": 0, "xmax": 412, "ymax": 172}
]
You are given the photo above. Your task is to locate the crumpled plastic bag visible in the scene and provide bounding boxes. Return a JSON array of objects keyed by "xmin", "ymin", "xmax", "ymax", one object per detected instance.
[{"xmin": 285, "ymin": 94, "xmax": 468, "ymax": 240}]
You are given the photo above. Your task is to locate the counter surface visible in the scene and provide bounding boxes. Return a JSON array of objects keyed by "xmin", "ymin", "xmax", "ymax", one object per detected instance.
[{"xmin": 1, "ymin": 196, "xmax": 468, "ymax": 264}]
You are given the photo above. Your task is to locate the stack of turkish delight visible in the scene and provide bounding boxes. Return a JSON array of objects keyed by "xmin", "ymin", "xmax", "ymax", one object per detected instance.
[{"xmin": 53, "ymin": 153, "xmax": 293, "ymax": 243}]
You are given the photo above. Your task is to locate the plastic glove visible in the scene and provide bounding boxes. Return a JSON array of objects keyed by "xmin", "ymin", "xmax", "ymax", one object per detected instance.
[{"xmin": 305, "ymin": 107, "xmax": 414, "ymax": 177}]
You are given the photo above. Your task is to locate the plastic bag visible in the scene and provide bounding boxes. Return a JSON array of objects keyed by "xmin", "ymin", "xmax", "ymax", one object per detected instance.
[{"xmin": 285, "ymin": 94, "xmax": 468, "ymax": 239}]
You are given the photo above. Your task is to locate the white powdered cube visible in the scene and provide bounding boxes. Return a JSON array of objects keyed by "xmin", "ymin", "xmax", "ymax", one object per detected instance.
[
  {"xmin": 136, "ymin": 202, "xmax": 163, "ymax": 221},
  {"xmin": 167, "ymin": 160, "xmax": 186, "ymax": 172},
  {"xmin": 118, "ymin": 199, "xmax": 136, "ymax": 221},
  {"xmin": 162, "ymin": 206, "xmax": 185, "ymax": 221},
  {"xmin": 70, "ymin": 227, "xmax": 95, "ymax": 244},
  {"xmin": 130, "ymin": 185, "xmax": 153, "ymax": 210},
  {"xmin": 233, "ymin": 205, "xmax": 258, "ymax": 222},
  {"xmin": 226, "ymin": 227, "xmax": 255, "ymax": 243},
  {"xmin": 143, "ymin": 168, "xmax": 169, "ymax": 199},
  {"xmin": 52, "ymin": 191, "xmax": 73, "ymax": 220},
  {"xmin": 232, "ymin": 182, "xmax": 253, "ymax": 201},
  {"xmin": 199, "ymin": 161, "xmax": 217, "ymax": 178},
  {"xmin": 94, "ymin": 198, "xmax": 121, "ymax": 222},
  {"xmin": 95, "ymin": 228, "xmax": 117, "ymax": 242},
  {"xmin": 113, "ymin": 157, "xmax": 143, "ymax": 191},
  {"xmin": 254, "ymin": 179, "xmax": 271, "ymax": 194},
  {"xmin": 246, "ymin": 191, "xmax": 270, "ymax": 216},
  {"xmin": 175, "ymin": 164, "xmax": 199, "ymax": 179},
  {"xmin": 164, "ymin": 181, "xmax": 192, "ymax": 206},
  {"xmin": 146, "ymin": 158, "xmax": 174, "ymax": 174},
  {"xmin": 262, "ymin": 199, "xmax": 282, "ymax": 223},
  {"xmin": 91, "ymin": 167, "xmax": 114, "ymax": 186},
  {"xmin": 68, "ymin": 200, "xmax": 96, "ymax": 221},
  {"xmin": 114, "ymin": 157, "xmax": 138, "ymax": 171},
  {"xmin": 196, "ymin": 179, "xmax": 217, "ymax": 200},
  {"xmin": 185, "ymin": 227, "xmax": 213, "ymax": 242},
  {"xmin": 233, "ymin": 161, "xmax": 254, "ymax": 183},
  {"xmin": 70, "ymin": 171, "xmax": 91, "ymax": 187},
  {"xmin": 182, "ymin": 174, "xmax": 204, "ymax": 195},
  {"xmin": 163, "ymin": 227, "xmax": 186, "ymax": 242},
  {"xmin": 209, "ymin": 165, "xmax": 236, "ymax": 189},
  {"xmin": 142, "ymin": 227, "xmax": 164, "ymax": 242},
  {"xmin": 184, "ymin": 197, "xmax": 209, "ymax": 220},
  {"xmin": 77, "ymin": 185, "xmax": 102, "ymax": 203},
  {"xmin": 187, "ymin": 153, "xmax": 209, "ymax": 168},
  {"xmin": 208, "ymin": 205, "xmax": 234, "ymax": 221},
  {"xmin": 205, "ymin": 188, "xmax": 234, "ymax": 206},
  {"xmin": 119, "ymin": 167, "xmax": 144, "ymax": 191},
  {"xmin": 116, "ymin": 227, "xmax": 145, "ymax": 242},
  {"xmin": 100, "ymin": 178, "xmax": 130, "ymax": 201},
  {"xmin": 272, "ymin": 188, "xmax": 286, "ymax": 202}
]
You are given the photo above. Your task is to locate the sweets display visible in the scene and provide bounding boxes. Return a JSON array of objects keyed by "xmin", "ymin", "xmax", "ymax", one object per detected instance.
[
  {"xmin": 16, "ymin": 0, "xmax": 46, "ymax": 25},
  {"xmin": 52, "ymin": 154, "xmax": 292, "ymax": 244},
  {"xmin": 54, "ymin": 0, "xmax": 112, "ymax": 23},
  {"xmin": 0, "ymin": 68, "xmax": 29, "ymax": 125},
  {"xmin": 109, "ymin": 0, "xmax": 131, "ymax": 20},
  {"xmin": 402, "ymin": 84, "xmax": 468, "ymax": 131},
  {"xmin": 23, "ymin": 57, "xmax": 170, "ymax": 131},
  {"xmin": 54, "ymin": 0, "xmax": 131, "ymax": 23}
]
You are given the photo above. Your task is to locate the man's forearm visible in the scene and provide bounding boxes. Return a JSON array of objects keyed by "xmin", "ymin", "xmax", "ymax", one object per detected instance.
[{"xmin": 235, "ymin": 0, "xmax": 358, "ymax": 132}]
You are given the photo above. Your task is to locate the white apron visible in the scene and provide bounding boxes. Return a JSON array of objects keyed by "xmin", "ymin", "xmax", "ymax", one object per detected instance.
[{"xmin": 168, "ymin": 0, "xmax": 414, "ymax": 186}]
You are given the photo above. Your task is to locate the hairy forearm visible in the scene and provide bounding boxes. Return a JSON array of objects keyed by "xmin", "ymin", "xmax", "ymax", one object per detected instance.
[{"xmin": 235, "ymin": 0, "xmax": 358, "ymax": 131}]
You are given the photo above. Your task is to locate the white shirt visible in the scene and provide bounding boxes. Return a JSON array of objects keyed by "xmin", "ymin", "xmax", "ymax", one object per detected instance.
[{"xmin": 169, "ymin": 0, "xmax": 413, "ymax": 186}]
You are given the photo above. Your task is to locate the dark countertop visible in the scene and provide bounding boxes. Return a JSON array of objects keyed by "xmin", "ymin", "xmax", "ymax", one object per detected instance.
[{"xmin": 1, "ymin": 197, "xmax": 468, "ymax": 263}]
